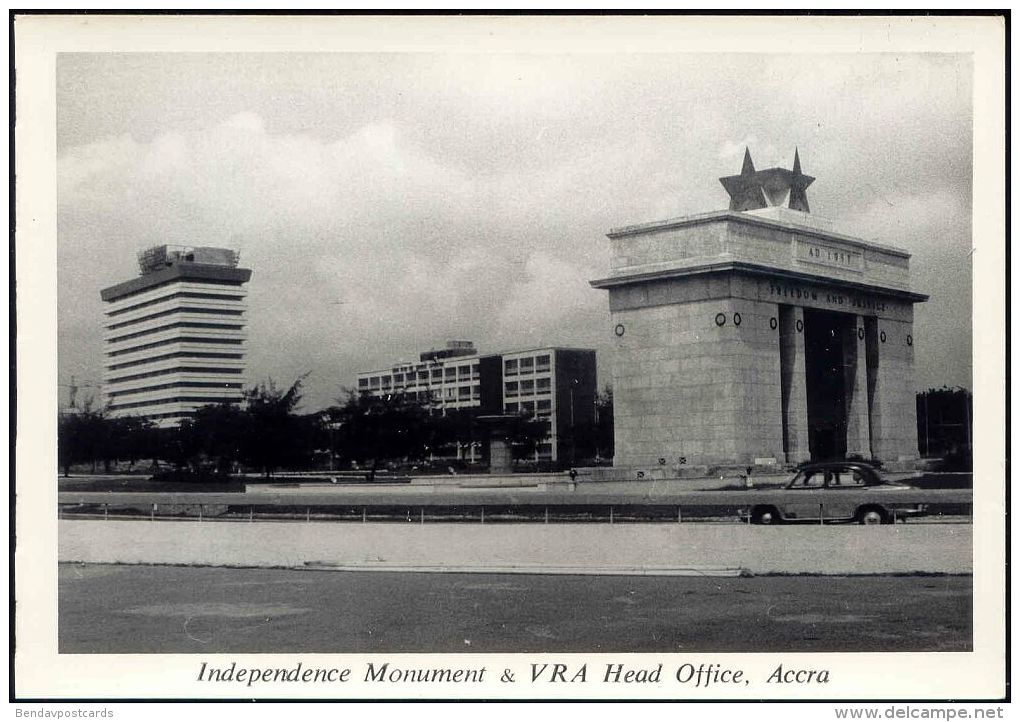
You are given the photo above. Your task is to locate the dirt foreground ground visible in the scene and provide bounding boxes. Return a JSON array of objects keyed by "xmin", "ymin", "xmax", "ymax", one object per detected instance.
[{"xmin": 59, "ymin": 564, "xmax": 972, "ymax": 654}]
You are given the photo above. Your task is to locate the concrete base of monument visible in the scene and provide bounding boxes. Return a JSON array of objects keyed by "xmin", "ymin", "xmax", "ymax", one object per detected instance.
[
  {"xmin": 586, "ymin": 465, "xmax": 789, "ymax": 484},
  {"xmin": 880, "ymin": 458, "xmax": 926, "ymax": 473},
  {"xmin": 583, "ymin": 463, "xmax": 923, "ymax": 485}
]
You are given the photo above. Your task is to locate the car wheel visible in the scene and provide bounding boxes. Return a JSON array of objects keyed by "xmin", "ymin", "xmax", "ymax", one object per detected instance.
[
  {"xmin": 751, "ymin": 507, "xmax": 779, "ymax": 525},
  {"xmin": 856, "ymin": 507, "xmax": 887, "ymax": 525}
]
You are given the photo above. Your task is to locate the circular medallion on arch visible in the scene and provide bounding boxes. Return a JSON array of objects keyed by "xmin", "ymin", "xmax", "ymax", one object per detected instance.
[
  {"xmin": 907, "ymin": 334, "xmax": 913, "ymax": 346},
  {"xmin": 733, "ymin": 312, "xmax": 742, "ymax": 326},
  {"xmin": 769, "ymin": 316, "xmax": 778, "ymax": 330},
  {"xmin": 714, "ymin": 312, "xmax": 726, "ymax": 327},
  {"xmin": 880, "ymin": 330, "xmax": 887, "ymax": 343},
  {"xmin": 857, "ymin": 327, "xmax": 865, "ymax": 340},
  {"xmin": 795, "ymin": 319, "xmax": 804, "ymax": 333},
  {"xmin": 614, "ymin": 323, "xmax": 626, "ymax": 337}
]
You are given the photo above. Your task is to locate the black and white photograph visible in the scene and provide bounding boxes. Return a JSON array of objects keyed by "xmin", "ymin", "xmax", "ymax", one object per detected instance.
[{"xmin": 12, "ymin": 12, "xmax": 1007, "ymax": 706}]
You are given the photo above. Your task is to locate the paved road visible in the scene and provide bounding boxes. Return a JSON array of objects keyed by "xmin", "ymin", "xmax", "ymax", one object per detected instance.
[{"xmin": 59, "ymin": 563, "xmax": 971, "ymax": 654}]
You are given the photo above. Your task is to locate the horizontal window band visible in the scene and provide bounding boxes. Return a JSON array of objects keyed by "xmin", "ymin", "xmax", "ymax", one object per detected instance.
[
  {"xmin": 107, "ymin": 337, "xmax": 244, "ymax": 357},
  {"xmin": 109, "ymin": 410, "xmax": 194, "ymax": 420},
  {"xmin": 106, "ymin": 366, "xmax": 245, "ymax": 384},
  {"xmin": 108, "ymin": 321, "xmax": 245, "ymax": 344},
  {"xmin": 108, "ymin": 396, "xmax": 244, "ymax": 412},
  {"xmin": 104, "ymin": 277, "xmax": 246, "ymax": 304},
  {"xmin": 108, "ymin": 381, "xmax": 244, "ymax": 398},
  {"xmin": 107, "ymin": 291, "xmax": 246, "ymax": 317},
  {"xmin": 106, "ymin": 351, "xmax": 244, "ymax": 371},
  {"xmin": 107, "ymin": 307, "xmax": 244, "ymax": 330}
]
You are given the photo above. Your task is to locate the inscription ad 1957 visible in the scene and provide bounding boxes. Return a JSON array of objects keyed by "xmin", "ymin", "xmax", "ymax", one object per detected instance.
[{"xmin": 796, "ymin": 239, "xmax": 864, "ymax": 272}]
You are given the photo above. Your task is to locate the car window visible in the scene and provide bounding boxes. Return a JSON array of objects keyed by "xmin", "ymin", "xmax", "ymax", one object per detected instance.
[
  {"xmin": 843, "ymin": 469, "xmax": 867, "ymax": 487},
  {"xmin": 790, "ymin": 471, "xmax": 825, "ymax": 488},
  {"xmin": 824, "ymin": 468, "xmax": 846, "ymax": 486},
  {"xmin": 822, "ymin": 467, "xmax": 870, "ymax": 487}
]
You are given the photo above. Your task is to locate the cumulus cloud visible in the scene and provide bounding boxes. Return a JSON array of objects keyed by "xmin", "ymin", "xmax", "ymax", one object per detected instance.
[
  {"xmin": 719, "ymin": 136, "xmax": 758, "ymax": 160},
  {"xmin": 57, "ymin": 111, "xmax": 610, "ymax": 407},
  {"xmin": 57, "ymin": 53, "xmax": 974, "ymax": 409},
  {"xmin": 493, "ymin": 251, "xmax": 603, "ymax": 350}
]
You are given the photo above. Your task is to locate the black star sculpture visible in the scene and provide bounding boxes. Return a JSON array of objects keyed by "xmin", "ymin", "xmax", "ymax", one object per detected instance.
[{"xmin": 719, "ymin": 148, "xmax": 814, "ymax": 213}]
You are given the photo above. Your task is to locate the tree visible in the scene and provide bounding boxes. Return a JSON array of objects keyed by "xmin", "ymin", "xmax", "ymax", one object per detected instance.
[
  {"xmin": 57, "ymin": 404, "xmax": 109, "ymax": 476},
  {"xmin": 429, "ymin": 407, "xmax": 482, "ymax": 461},
  {"xmin": 158, "ymin": 416, "xmax": 203, "ymax": 472},
  {"xmin": 58, "ymin": 411, "xmax": 75, "ymax": 477},
  {"xmin": 317, "ymin": 405, "xmax": 344, "ymax": 471},
  {"xmin": 916, "ymin": 386, "xmax": 972, "ymax": 468},
  {"xmin": 190, "ymin": 403, "xmax": 250, "ymax": 474},
  {"xmin": 57, "ymin": 409, "xmax": 91, "ymax": 477},
  {"xmin": 242, "ymin": 375, "xmax": 312, "ymax": 477},
  {"xmin": 329, "ymin": 390, "xmax": 434, "ymax": 479},
  {"xmin": 594, "ymin": 385, "xmax": 614, "ymax": 462},
  {"xmin": 58, "ymin": 405, "xmax": 162, "ymax": 476},
  {"xmin": 506, "ymin": 412, "xmax": 549, "ymax": 465},
  {"xmin": 569, "ymin": 385, "xmax": 614, "ymax": 464},
  {"xmin": 105, "ymin": 415, "xmax": 157, "ymax": 471}
]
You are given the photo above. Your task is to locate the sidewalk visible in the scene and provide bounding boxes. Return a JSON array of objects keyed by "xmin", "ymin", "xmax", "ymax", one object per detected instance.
[{"xmin": 59, "ymin": 519, "xmax": 972, "ymax": 575}]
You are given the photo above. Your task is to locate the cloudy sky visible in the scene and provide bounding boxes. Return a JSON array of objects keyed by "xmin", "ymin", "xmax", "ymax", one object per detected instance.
[{"xmin": 56, "ymin": 52, "xmax": 973, "ymax": 412}]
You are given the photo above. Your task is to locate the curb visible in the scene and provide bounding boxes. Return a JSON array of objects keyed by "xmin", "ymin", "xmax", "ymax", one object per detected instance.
[{"xmin": 300, "ymin": 561, "xmax": 746, "ymax": 576}]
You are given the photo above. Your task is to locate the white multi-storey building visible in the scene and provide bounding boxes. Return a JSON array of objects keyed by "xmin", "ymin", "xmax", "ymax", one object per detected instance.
[
  {"xmin": 356, "ymin": 342, "xmax": 597, "ymax": 463},
  {"xmin": 356, "ymin": 341, "xmax": 482, "ymax": 413},
  {"xmin": 99, "ymin": 245, "xmax": 252, "ymax": 427}
]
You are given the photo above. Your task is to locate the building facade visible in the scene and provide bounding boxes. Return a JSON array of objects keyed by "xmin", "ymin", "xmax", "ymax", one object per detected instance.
[
  {"xmin": 357, "ymin": 340, "xmax": 483, "ymax": 412},
  {"xmin": 356, "ymin": 342, "xmax": 597, "ymax": 463},
  {"xmin": 590, "ymin": 150, "xmax": 927, "ymax": 468},
  {"xmin": 99, "ymin": 245, "xmax": 252, "ymax": 427}
]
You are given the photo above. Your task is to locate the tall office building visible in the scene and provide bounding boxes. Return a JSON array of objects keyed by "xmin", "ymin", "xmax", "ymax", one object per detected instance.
[
  {"xmin": 356, "ymin": 342, "xmax": 597, "ymax": 463},
  {"xmin": 99, "ymin": 245, "xmax": 252, "ymax": 427}
]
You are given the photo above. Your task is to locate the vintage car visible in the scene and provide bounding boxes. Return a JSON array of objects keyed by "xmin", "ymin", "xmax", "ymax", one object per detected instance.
[{"xmin": 738, "ymin": 461, "xmax": 928, "ymax": 525}]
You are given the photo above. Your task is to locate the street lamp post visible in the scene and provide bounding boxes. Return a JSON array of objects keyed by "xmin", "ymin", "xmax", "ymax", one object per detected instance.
[
  {"xmin": 923, "ymin": 392, "xmax": 930, "ymax": 457},
  {"xmin": 319, "ymin": 406, "xmax": 340, "ymax": 473},
  {"xmin": 327, "ymin": 419, "xmax": 339, "ymax": 472},
  {"xmin": 569, "ymin": 378, "xmax": 578, "ymax": 465}
]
